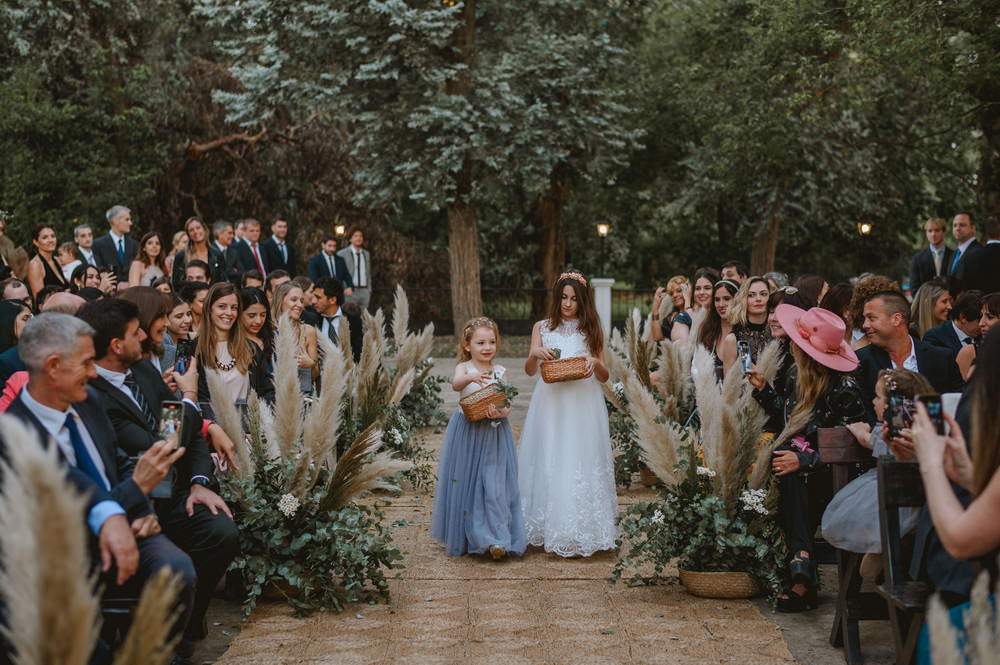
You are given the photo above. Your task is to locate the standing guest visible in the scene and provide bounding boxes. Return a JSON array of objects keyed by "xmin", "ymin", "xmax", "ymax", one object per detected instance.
[
  {"xmin": 92, "ymin": 205, "xmax": 138, "ymax": 284},
  {"xmin": 955, "ymin": 292, "xmax": 1000, "ymax": 382},
  {"xmin": 719, "ymin": 260, "xmax": 748, "ymax": 285},
  {"xmin": 721, "ymin": 276, "xmax": 772, "ymax": 372},
  {"xmin": 194, "ymin": 282, "xmax": 273, "ymax": 411},
  {"xmin": 909, "ymin": 217, "xmax": 953, "ymax": 296},
  {"xmin": 651, "ymin": 275, "xmax": 692, "ymax": 344},
  {"xmin": 263, "ymin": 270, "xmax": 291, "ymax": 303},
  {"xmin": 909, "ymin": 279, "xmax": 952, "ymax": 339},
  {"xmin": 793, "ymin": 274, "xmax": 829, "ymax": 306},
  {"xmin": 690, "ymin": 267, "xmax": 720, "ymax": 314},
  {"xmin": 163, "ymin": 294, "xmax": 194, "ymax": 370},
  {"xmin": 165, "ymin": 229, "xmax": 188, "ymax": 277},
  {"xmin": 854, "ymin": 290, "xmax": 964, "ymax": 423},
  {"xmin": 0, "ymin": 278, "xmax": 31, "ymax": 305},
  {"xmin": 26, "ymin": 224, "xmax": 69, "ymax": 296},
  {"xmin": 961, "ymin": 214, "xmax": 1000, "ymax": 295},
  {"xmin": 184, "ymin": 260, "xmax": 210, "ymax": 284},
  {"xmin": 947, "ymin": 212, "xmax": 982, "ymax": 283},
  {"xmin": 764, "ymin": 271, "xmax": 790, "ymax": 291},
  {"xmin": 752, "ymin": 305, "xmax": 866, "ymax": 612},
  {"xmin": 58, "ymin": 241, "xmax": 81, "ymax": 282},
  {"xmin": 262, "ymin": 218, "xmax": 296, "ymax": 274},
  {"xmin": 311, "ymin": 277, "xmax": 362, "ymax": 361},
  {"xmin": 240, "ymin": 269, "xmax": 264, "ymax": 290},
  {"xmin": 0, "ymin": 216, "xmax": 15, "ymax": 273},
  {"xmin": 212, "ymin": 220, "xmax": 241, "ymax": 284},
  {"xmin": 232, "ymin": 218, "xmax": 267, "ymax": 278},
  {"xmin": 922, "ymin": 290, "xmax": 982, "ymax": 355},
  {"xmin": 695, "ymin": 279, "xmax": 739, "ymax": 379},
  {"xmin": 0, "ymin": 299, "xmax": 32, "ymax": 354},
  {"xmin": 337, "ymin": 227, "xmax": 371, "ymax": 310},
  {"xmin": 239, "ymin": 288, "xmax": 272, "ymax": 353},
  {"xmin": 234, "ymin": 219, "xmax": 246, "ymax": 243},
  {"xmin": 73, "ymin": 223, "xmax": 97, "ymax": 268},
  {"xmin": 178, "ymin": 281, "xmax": 210, "ymax": 336},
  {"xmin": 818, "ymin": 282, "xmax": 853, "ymax": 341},
  {"xmin": 847, "ymin": 274, "xmax": 901, "ymax": 348},
  {"xmin": 170, "ymin": 217, "xmax": 224, "ymax": 287},
  {"xmin": 270, "ymin": 281, "xmax": 318, "ymax": 394},
  {"xmin": 307, "ymin": 236, "xmax": 354, "ymax": 294},
  {"xmin": 128, "ymin": 232, "xmax": 167, "ymax": 287}
]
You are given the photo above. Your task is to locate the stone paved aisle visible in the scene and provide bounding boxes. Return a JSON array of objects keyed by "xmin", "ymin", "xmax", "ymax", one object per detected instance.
[{"xmin": 214, "ymin": 359, "xmax": 796, "ymax": 665}]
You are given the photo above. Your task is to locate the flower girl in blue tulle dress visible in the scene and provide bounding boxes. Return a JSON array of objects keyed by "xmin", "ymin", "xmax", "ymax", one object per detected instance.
[{"xmin": 430, "ymin": 317, "xmax": 526, "ymax": 559}]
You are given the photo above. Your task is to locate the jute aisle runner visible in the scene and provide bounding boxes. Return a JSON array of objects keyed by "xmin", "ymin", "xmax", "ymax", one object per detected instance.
[{"xmin": 215, "ymin": 433, "xmax": 794, "ymax": 665}]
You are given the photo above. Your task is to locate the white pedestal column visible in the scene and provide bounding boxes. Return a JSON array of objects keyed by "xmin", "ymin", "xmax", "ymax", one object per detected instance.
[{"xmin": 592, "ymin": 278, "xmax": 614, "ymax": 339}]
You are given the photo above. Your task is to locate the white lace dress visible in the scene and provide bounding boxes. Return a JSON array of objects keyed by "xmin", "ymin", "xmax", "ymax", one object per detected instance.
[{"xmin": 518, "ymin": 319, "xmax": 618, "ymax": 557}]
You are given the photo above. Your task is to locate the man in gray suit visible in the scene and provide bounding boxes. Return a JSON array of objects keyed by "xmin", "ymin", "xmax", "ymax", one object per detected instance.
[{"xmin": 337, "ymin": 227, "xmax": 371, "ymax": 311}]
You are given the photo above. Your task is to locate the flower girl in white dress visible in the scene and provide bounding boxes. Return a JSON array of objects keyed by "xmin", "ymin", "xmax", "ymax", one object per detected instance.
[{"xmin": 518, "ymin": 271, "xmax": 618, "ymax": 557}]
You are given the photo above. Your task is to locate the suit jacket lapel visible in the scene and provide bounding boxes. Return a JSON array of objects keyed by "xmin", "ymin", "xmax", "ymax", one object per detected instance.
[{"xmin": 92, "ymin": 375, "xmax": 148, "ymax": 430}]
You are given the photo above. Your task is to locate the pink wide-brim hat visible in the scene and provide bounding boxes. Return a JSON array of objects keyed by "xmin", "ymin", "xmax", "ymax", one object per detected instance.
[{"xmin": 774, "ymin": 304, "xmax": 859, "ymax": 373}]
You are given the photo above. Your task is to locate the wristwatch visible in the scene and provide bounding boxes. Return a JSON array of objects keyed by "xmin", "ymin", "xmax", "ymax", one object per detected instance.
[{"xmin": 190, "ymin": 476, "xmax": 211, "ymax": 488}]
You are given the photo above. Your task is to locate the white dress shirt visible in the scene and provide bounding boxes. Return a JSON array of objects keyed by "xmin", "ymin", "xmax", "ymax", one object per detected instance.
[
  {"xmin": 891, "ymin": 337, "xmax": 919, "ymax": 372},
  {"xmin": 352, "ymin": 249, "xmax": 367, "ymax": 287}
]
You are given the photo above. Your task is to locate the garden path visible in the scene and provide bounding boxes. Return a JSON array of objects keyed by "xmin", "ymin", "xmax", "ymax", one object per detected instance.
[{"xmin": 213, "ymin": 358, "xmax": 796, "ymax": 665}]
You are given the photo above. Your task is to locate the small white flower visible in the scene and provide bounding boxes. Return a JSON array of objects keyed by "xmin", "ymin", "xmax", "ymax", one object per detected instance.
[
  {"xmin": 696, "ymin": 466, "xmax": 716, "ymax": 477},
  {"xmin": 388, "ymin": 428, "xmax": 404, "ymax": 445},
  {"xmin": 613, "ymin": 381, "xmax": 625, "ymax": 397},
  {"xmin": 651, "ymin": 509, "xmax": 665, "ymax": 524},
  {"xmin": 739, "ymin": 489, "xmax": 768, "ymax": 515},
  {"xmin": 277, "ymin": 493, "xmax": 300, "ymax": 518}
]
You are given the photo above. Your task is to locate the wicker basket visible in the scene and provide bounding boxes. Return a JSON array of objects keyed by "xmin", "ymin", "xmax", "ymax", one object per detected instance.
[
  {"xmin": 540, "ymin": 356, "xmax": 589, "ymax": 383},
  {"xmin": 678, "ymin": 568, "xmax": 761, "ymax": 599},
  {"xmin": 459, "ymin": 385, "xmax": 507, "ymax": 422}
]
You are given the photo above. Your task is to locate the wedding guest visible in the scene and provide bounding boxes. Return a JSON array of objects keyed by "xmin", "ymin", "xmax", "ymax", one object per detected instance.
[
  {"xmin": 164, "ymin": 294, "xmax": 194, "ymax": 369},
  {"xmin": 721, "ymin": 276, "xmax": 771, "ymax": 372},
  {"xmin": 0, "ymin": 299, "xmax": 32, "ymax": 355},
  {"xmin": 171, "ymin": 217, "xmax": 224, "ymax": 287},
  {"xmin": 70, "ymin": 264, "xmax": 114, "ymax": 296},
  {"xmin": 764, "ymin": 271, "xmax": 789, "ymax": 291},
  {"xmin": 651, "ymin": 275, "xmax": 692, "ymax": 344},
  {"xmin": 947, "ymin": 212, "xmax": 982, "ymax": 283},
  {"xmin": 152, "ymin": 276, "xmax": 173, "ymax": 294},
  {"xmin": 240, "ymin": 270, "xmax": 264, "ymax": 290},
  {"xmin": 128, "ymin": 232, "xmax": 167, "ymax": 288},
  {"xmin": 311, "ymin": 277, "xmax": 362, "ymax": 361},
  {"xmin": 818, "ymin": 282, "xmax": 853, "ymax": 341},
  {"xmin": 116, "ymin": 286, "xmax": 172, "ymax": 374},
  {"xmin": 690, "ymin": 267, "xmax": 720, "ymax": 314},
  {"xmin": 910, "ymin": 279, "xmax": 951, "ymax": 339},
  {"xmin": 847, "ymin": 274, "xmax": 901, "ymax": 348},
  {"xmin": 270, "ymin": 281, "xmax": 317, "ymax": 394},
  {"xmin": 720, "ymin": 260, "xmax": 748, "ymax": 285},
  {"xmin": 262, "ymin": 218, "xmax": 296, "ymax": 274},
  {"xmin": 955, "ymin": 292, "xmax": 1000, "ymax": 381},
  {"xmin": 239, "ymin": 288, "xmax": 271, "ymax": 353},
  {"xmin": 165, "ymin": 229, "xmax": 188, "ymax": 276},
  {"xmin": 73, "ymin": 222, "xmax": 97, "ymax": 268},
  {"xmin": 922, "ymin": 290, "xmax": 981, "ymax": 356},
  {"xmin": 263, "ymin": 270, "xmax": 291, "ymax": 304},
  {"xmin": 232, "ymin": 218, "xmax": 267, "ymax": 277},
  {"xmin": 178, "ymin": 281, "xmax": 210, "ymax": 335},
  {"xmin": 212, "ymin": 220, "xmax": 241, "ymax": 284},
  {"xmin": 33, "ymin": 285, "xmax": 66, "ymax": 311},
  {"xmin": 793, "ymin": 274, "xmax": 828, "ymax": 306},
  {"xmin": 26, "ymin": 224, "xmax": 68, "ymax": 297},
  {"xmin": 184, "ymin": 260, "xmax": 210, "ymax": 284},
  {"xmin": 961, "ymin": 214, "xmax": 1000, "ymax": 295},
  {"xmin": 92, "ymin": 205, "xmax": 138, "ymax": 284},
  {"xmin": 695, "ymin": 279, "xmax": 738, "ymax": 379},
  {"xmin": 57, "ymin": 241, "xmax": 81, "ymax": 282},
  {"xmin": 337, "ymin": 227, "xmax": 371, "ymax": 310},
  {"xmin": 307, "ymin": 236, "xmax": 354, "ymax": 294},
  {"xmin": 909, "ymin": 217, "xmax": 952, "ymax": 296},
  {"xmin": 0, "ymin": 278, "xmax": 31, "ymax": 305}
]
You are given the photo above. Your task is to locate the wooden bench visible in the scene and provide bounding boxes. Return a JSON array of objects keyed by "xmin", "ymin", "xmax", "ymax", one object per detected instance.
[
  {"xmin": 875, "ymin": 457, "xmax": 928, "ymax": 665},
  {"xmin": 817, "ymin": 427, "xmax": 885, "ymax": 665}
]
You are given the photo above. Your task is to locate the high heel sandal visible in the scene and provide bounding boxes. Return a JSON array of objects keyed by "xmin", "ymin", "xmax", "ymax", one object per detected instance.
[
  {"xmin": 788, "ymin": 556, "xmax": 817, "ymax": 587},
  {"xmin": 775, "ymin": 586, "xmax": 818, "ymax": 613}
]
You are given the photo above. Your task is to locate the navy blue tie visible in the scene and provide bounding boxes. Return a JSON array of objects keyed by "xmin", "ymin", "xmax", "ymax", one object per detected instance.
[
  {"xmin": 117, "ymin": 238, "xmax": 125, "ymax": 265},
  {"xmin": 65, "ymin": 414, "xmax": 108, "ymax": 491}
]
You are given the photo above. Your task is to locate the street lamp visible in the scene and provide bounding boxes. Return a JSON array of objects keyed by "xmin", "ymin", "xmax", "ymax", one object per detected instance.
[
  {"xmin": 334, "ymin": 223, "xmax": 346, "ymax": 248},
  {"xmin": 856, "ymin": 221, "xmax": 873, "ymax": 236},
  {"xmin": 596, "ymin": 223, "xmax": 610, "ymax": 276}
]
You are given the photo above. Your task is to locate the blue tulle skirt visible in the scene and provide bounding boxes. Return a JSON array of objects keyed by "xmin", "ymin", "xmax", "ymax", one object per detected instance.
[{"xmin": 430, "ymin": 410, "xmax": 526, "ymax": 557}]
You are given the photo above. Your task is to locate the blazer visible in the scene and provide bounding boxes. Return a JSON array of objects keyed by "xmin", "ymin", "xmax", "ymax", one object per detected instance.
[
  {"xmin": 261, "ymin": 237, "xmax": 296, "ymax": 275},
  {"xmin": 88, "ymin": 359, "xmax": 213, "ymax": 486},
  {"xmin": 307, "ymin": 252, "xmax": 354, "ymax": 286},
  {"xmin": 0, "ymin": 346, "xmax": 24, "ymax": 385},
  {"xmin": 921, "ymin": 320, "xmax": 965, "ymax": 356},
  {"xmin": 948, "ymin": 240, "xmax": 984, "ymax": 281},
  {"xmin": 5, "ymin": 388, "xmax": 151, "ymax": 520},
  {"xmin": 215, "ymin": 242, "xmax": 243, "ymax": 284},
  {"xmin": 231, "ymin": 239, "xmax": 268, "ymax": 276},
  {"xmin": 310, "ymin": 309, "xmax": 364, "ymax": 362},
  {"xmin": 336, "ymin": 247, "xmax": 370, "ymax": 289},
  {"xmin": 960, "ymin": 241, "xmax": 1000, "ymax": 295},
  {"xmin": 170, "ymin": 245, "xmax": 226, "ymax": 287},
  {"xmin": 908, "ymin": 245, "xmax": 953, "ymax": 295},
  {"xmin": 853, "ymin": 337, "xmax": 965, "ymax": 424},
  {"xmin": 92, "ymin": 233, "xmax": 139, "ymax": 283}
]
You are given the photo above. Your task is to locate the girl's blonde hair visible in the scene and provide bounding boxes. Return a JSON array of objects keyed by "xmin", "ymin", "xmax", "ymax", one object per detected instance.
[
  {"xmin": 458, "ymin": 316, "xmax": 500, "ymax": 362},
  {"xmin": 270, "ymin": 281, "xmax": 303, "ymax": 325},
  {"xmin": 910, "ymin": 280, "xmax": 948, "ymax": 338},
  {"xmin": 727, "ymin": 276, "xmax": 770, "ymax": 327}
]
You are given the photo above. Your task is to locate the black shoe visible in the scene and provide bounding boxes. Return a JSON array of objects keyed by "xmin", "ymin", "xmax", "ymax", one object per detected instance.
[
  {"xmin": 775, "ymin": 586, "xmax": 818, "ymax": 613},
  {"xmin": 176, "ymin": 638, "xmax": 195, "ymax": 659},
  {"xmin": 789, "ymin": 556, "xmax": 817, "ymax": 587}
]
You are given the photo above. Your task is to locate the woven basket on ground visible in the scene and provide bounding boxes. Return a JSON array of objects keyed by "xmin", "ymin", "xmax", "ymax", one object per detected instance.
[
  {"xmin": 540, "ymin": 356, "xmax": 589, "ymax": 383},
  {"xmin": 678, "ymin": 569, "xmax": 761, "ymax": 599},
  {"xmin": 459, "ymin": 385, "xmax": 507, "ymax": 422}
]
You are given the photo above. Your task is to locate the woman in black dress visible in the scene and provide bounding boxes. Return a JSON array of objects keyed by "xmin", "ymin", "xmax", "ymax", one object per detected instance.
[
  {"xmin": 171, "ymin": 217, "xmax": 224, "ymax": 287},
  {"xmin": 26, "ymin": 224, "xmax": 68, "ymax": 298},
  {"xmin": 721, "ymin": 276, "xmax": 773, "ymax": 372}
]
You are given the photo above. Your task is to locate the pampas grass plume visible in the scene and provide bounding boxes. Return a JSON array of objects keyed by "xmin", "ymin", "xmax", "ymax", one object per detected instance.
[
  {"xmin": 111, "ymin": 569, "xmax": 181, "ymax": 665},
  {"xmin": 206, "ymin": 368, "xmax": 253, "ymax": 477},
  {"xmin": 272, "ymin": 313, "xmax": 304, "ymax": 457},
  {"xmin": 391, "ymin": 284, "xmax": 409, "ymax": 344},
  {"xmin": 321, "ymin": 424, "xmax": 413, "ymax": 511},
  {"xmin": 624, "ymin": 371, "xmax": 681, "ymax": 484}
]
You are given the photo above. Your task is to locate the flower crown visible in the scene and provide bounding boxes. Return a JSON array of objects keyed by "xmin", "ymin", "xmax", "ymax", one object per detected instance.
[
  {"xmin": 462, "ymin": 316, "xmax": 497, "ymax": 336},
  {"xmin": 558, "ymin": 271, "xmax": 587, "ymax": 287}
]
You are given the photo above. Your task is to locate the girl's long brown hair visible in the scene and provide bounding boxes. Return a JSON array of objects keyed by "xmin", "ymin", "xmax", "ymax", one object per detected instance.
[
  {"xmin": 196, "ymin": 282, "xmax": 254, "ymax": 373},
  {"xmin": 546, "ymin": 272, "xmax": 603, "ymax": 356},
  {"xmin": 696, "ymin": 280, "xmax": 738, "ymax": 352},
  {"xmin": 137, "ymin": 232, "xmax": 168, "ymax": 274},
  {"xmin": 972, "ymin": 326, "xmax": 1000, "ymax": 494}
]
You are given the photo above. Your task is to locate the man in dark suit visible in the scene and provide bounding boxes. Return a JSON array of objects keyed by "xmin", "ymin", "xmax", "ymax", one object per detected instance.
[
  {"xmin": 854, "ymin": 290, "xmax": 964, "ymax": 423},
  {"xmin": 261, "ymin": 218, "xmax": 296, "ymax": 275},
  {"xmin": 73, "ymin": 222, "xmax": 98, "ymax": 267},
  {"xmin": 78, "ymin": 298, "xmax": 239, "ymax": 650},
  {"xmin": 961, "ymin": 215, "xmax": 1000, "ymax": 296},
  {"xmin": 231, "ymin": 218, "xmax": 268, "ymax": 277},
  {"xmin": 908, "ymin": 217, "xmax": 953, "ymax": 296},
  {"xmin": 947, "ymin": 212, "xmax": 983, "ymax": 285},
  {"xmin": 5, "ymin": 313, "xmax": 196, "ymax": 643},
  {"xmin": 922, "ymin": 290, "xmax": 982, "ymax": 355},
  {"xmin": 311, "ymin": 277, "xmax": 362, "ymax": 361},
  {"xmin": 307, "ymin": 236, "xmax": 355, "ymax": 289},
  {"xmin": 92, "ymin": 205, "xmax": 139, "ymax": 285},
  {"xmin": 212, "ymin": 220, "xmax": 242, "ymax": 284}
]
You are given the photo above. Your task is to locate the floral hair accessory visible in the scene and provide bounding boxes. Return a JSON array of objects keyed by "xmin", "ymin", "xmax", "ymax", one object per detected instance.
[
  {"xmin": 462, "ymin": 316, "xmax": 497, "ymax": 336},
  {"xmin": 558, "ymin": 271, "xmax": 587, "ymax": 286}
]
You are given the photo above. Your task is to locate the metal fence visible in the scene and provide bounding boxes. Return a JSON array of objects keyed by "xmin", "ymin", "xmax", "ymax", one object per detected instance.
[{"xmin": 370, "ymin": 287, "xmax": 657, "ymax": 335}]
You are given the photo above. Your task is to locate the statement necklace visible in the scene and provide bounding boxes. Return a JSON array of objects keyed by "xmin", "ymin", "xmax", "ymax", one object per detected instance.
[{"xmin": 216, "ymin": 357, "xmax": 237, "ymax": 371}]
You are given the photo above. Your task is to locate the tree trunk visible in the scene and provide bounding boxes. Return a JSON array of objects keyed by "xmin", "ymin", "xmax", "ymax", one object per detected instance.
[
  {"xmin": 750, "ymin": 215, "xmax": 780, "ymax": 276},
  {"xmin": 530, "ymin": 163, "xmax": 571, "ymax": 320},
  {"xmin": 445, "ymin": 0, "xmax": 481, "ymax": 334},
  {"xmin": 979, "ymin": 103, "xmax": 1000, "ymax": 214}
]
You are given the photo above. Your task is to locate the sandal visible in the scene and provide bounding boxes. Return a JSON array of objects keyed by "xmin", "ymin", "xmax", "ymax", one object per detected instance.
[{"xmin": 775, "ymin": 586, "xmax": 818, "ymax": 613}]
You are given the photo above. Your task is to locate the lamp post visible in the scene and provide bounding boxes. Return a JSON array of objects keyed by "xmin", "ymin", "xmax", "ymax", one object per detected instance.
[
  {"xmin": 597, "ymin": 223, "xmax": 610, "ymax": 276},
  {"xmin": 334, "ymin": 223, "xmax": 346, "ymax": 249}
]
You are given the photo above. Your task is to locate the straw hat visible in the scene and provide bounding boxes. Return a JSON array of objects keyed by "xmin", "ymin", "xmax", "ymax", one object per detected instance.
[{"xmin": 774, "ymin": 304, "xmax": 859, "ymax": 372}]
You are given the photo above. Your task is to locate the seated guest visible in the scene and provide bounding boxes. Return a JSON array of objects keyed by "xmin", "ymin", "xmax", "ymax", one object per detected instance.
[
  {"xmin": 793, "ymin": 273, "xmax": 828, "ymax": 305},
  {"xmin": 77, "ymin": 298, "xmax": 239, "ymax": 653},
  {"xmin": 922, "ymin": 290, "xmax": 982, "ymax": 355},
  {"xmin": 750, "ymin": 305, "xmax": 866, "ymax": 612},
  {"xmin": 818, "ymin": 282, "xmax": 853, "ymax": 342},
  {"xmin": 164, "ymin": 294, "xmax": 194, "ymax": 367},
  {"xmin": 4, "ymin": 313, "xmax": 196, "ymax": 651},
  {"xmin": 721, "ymin": 276, "xmax": 772, "ymax": 372},
  {"xmin": 854, "ymin": 290, "xmax": 964, "ymax": 424},
  {"xmin": 846, "ymin": 274, "xmax": 900, "ymax": 348},
  {"xmin": 689, "ymin": 267, "xmax": 719, "ymax": 315},
  {"xmin": 240, "ymin": 270, "xmax": 264, "ymax": 290},
  {"xmin": 650, "ymin": 275, "xmax": 693, "ymax": 344},
  {"xmin": 0, "ymin": 278, "xmax": 31, "ymax": 306},
  {"xmin": 239, "ymin": 288, "xmax": 272, "ymax": 353},
  {"xmin": 0, "ymin": 299, "xmax": 32, "ymax": 355},
  {"xmin": 117, "ymin": 286, "xmax": 172, "ymax": 375},
  {"xmin": 33, "ymin": 284, "xmax": 66, "ymax": 312},
  {"xmin": 955, "ymin": 292, "xmax": 1000, "ymax": 382},
  {"xmin": 152, "ymin": 275, "xmax": 173, "ymax": 294},
  {"xmin": 311, "ymin": 277, "xmax": 362, "ymax": 361},
  {"xmin": 270, "ymin": 282, "xmax": 318, "ymax": 394},
  {"xmin": 909, "ymin": 278, "xmax": 951, "ymax": 339},
  {"xmin": 184, "ymin": 259, "xmax": 210, "ymax": 284},
  {"xmin": 263, "ymin": 269, "xmax": 290, "ymax": 304},
  {"xmin": 291, "ymin": 276, "xmax": 319, "ymax": 326},
  {"xmin": 195, "ymin": 282, "xmax": 273, "ymax": 413},
  {"xmin": 178, "ymin": 281, "xmax": 210, "ymax": 336},
  {"xmin": 695, "ymin": 279, "xmax": 738, "ymax": 379}
]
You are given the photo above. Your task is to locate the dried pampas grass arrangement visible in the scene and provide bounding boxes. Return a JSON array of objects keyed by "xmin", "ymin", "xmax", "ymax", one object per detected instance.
[
  {"xmin": 272, "ymin": 314, "xmax": 305, "ymax": 457},
  {"xmin": 320, "ymin": 424, "xmax": 414, "ymax": 512},
  {"xmin": 0, "ymin": 415, "xmax": 99, "ymax": 665},
  {"xmin": 111, "ymin": 569, "xmax": 182, "ymax": 665},
  {"xmin": 205, "ymin": 368, "xmax": 253, "ymax": 478},
  {"xmin": 623, "ymin": 371, "xmax": 688, "ymax": 484}
]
